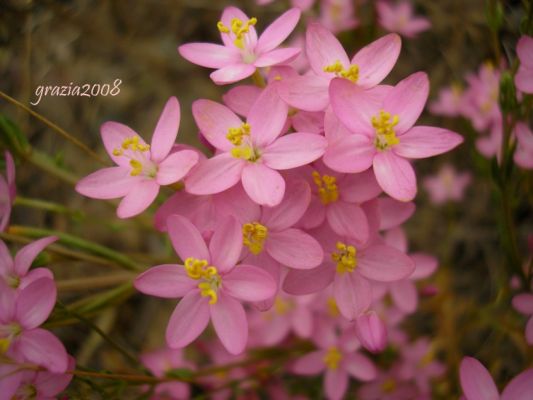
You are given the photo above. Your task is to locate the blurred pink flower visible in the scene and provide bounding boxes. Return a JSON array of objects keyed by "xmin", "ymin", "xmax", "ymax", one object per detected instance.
[
  {"xmin": 327, "ymin": 71, "xmax": 463, "ymax": 201},
  {"xmin": 178, "ymin": 7, "xmax": 301, "ymax": 85},
  {"xmin": 459, "ymin": 356, "xmax": 533, "ymax": 400},
  {"xmin": 515, "ymin": 35, "xmax": 533, "ymax": 94},
  {"xmin": 76, "ymin": 97, "xmax": 199, "ymax": 218},
  {"xmin": 422, "ymin": 164, "xmax": 471, "ymax": 204},
  {"xmin": 514, "ymin": 122, "xmax": 533, "ymax": 169},
  {"xmin": 319, "ymin": 0, "xmax": 359, "ymax": 34},
  {"xmin": 134, "ymin": 215, "xmax": 276, "ymax": 354},
  {"xmin": 376, "ymin": 1, "xmax": 431, "ymax": 38},
  {"xmin": 429, "ymin": 84, "xmax": 463, "ymax": 117},
  {"xmin": 512, "ymin": 293, "xmax": 533, "ymax": 345},
  {"xmin": 0, "ymin": 151, "xmax": 15, "ymax": 232}
]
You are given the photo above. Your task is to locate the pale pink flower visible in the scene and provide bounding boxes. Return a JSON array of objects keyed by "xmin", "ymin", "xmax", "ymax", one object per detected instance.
[
  {"xmin": 0, "ymin": 236, "xmax": 57, "ymax": 291},
  {"xmin": 76, "ymin": 97, "xmax": 199, "ymax": 218},
  {"xmin": 134, "ymin": 215, "xmax": 276, "ymax": 355},
  {"xmin": 459, "ymin": 356, "xmax": 533, "ymax": 400},
  {"xmin": 185, "ymin": 86, "xmax": 327, "ymax": 207},
  {"xmin": 318, "ymin": 0, "xmax": 359, "ymax": 34},
  {"xmin": 515, "ymin": 35, "xmax": 533, "ymax": 94},
  {"xmin": 0, "ymin": 278, "xmax": 68, "ymax": 373},
  {"xmin": 358, "ymin": 369, "xmax": 419, "ymax": 400},
  {"xmin": 178, "ymin": 7, "xmax": 301, "ymax": 85},
  {"xmin": 292, "ymin": 325, "xmax": 377, "ymax": 400},
  {"xmin": 423, "ymin": 164, "xmax": 471, "ymax": 204},
  {"xmin": 279, "ymin": 23, "xmax": 401, "ymax": 111},
  {"xmin": 283, "ymin": 224, "xmax": 414, "ymax": 320},
  {"xmin": 429, "ymin": 84, "xmax": 464, "ymax": 117},
  {"xmin": 354, "ymin": 311, "xmax": 387, "ymax": 353},
  {"xmin": 0, "ymin": 151, "xmax": 15, "ymax": 232},
  {"xmin": 514, "ymin": 122, "xmax": 533, "ymax": 169},
  {"xmin": 327, "ymin": 72, "xmax": 463, "ymax": 201},
  {"xmin": 512, "ymin": 293, "xmax": 533, "ymax": 345},
  {"xmin": 376, "ymin": 1, "xmax": 431, "ymax": 38}
]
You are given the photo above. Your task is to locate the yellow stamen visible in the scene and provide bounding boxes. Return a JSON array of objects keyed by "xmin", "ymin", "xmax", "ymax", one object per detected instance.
[
  {"xmin": 331, "ymin": 242, "xmax": 357, "ymax": 274},
  {"xmin": 129, "ymin": 159, "xmax": 143, "ymax": 176},
  {"xmin": 323, "ymin": 347, "xmax": 342, "ymax": 370},
  {"xmin": 381, "ymin": 378, "xmax": 397, "ymax": 393},
  {"xmin": 217, "ymin": 17, "xmax": 257, "ymax": 49},
  {"xmin": 326, "ymin": 297, "xmax": 340, "ymax": 317},
  {"xmin": 242, "ymin": 222, "xmax": 268, "ymax": 255},
  {"xmin": 312, "ymin": 171, "xmax": 339, "ymax": 205},
  {"xmin": 323, "ymin": 60, "xmax": 360, "ymax": 83},
  {"xmin": 372, "ymin": 110, "xmax": 400, "ymax": 150},
  {"xmin": 274, "ymin": 297, "xmax": 292, "ymax": 315},
  {"xmin": 0, "ymin": 337, "xmax": 10, "ymax": 354},
  {"xmin": 113, "ymin": 135, "xmax": 151, "ymax": 176},
  {"xmin": 226, "ymin": 123, "xmax": 251, "ymax": 146},
  {"xmin": 184, "ymin": 257, "xmax": 221, "ymax": 304}
]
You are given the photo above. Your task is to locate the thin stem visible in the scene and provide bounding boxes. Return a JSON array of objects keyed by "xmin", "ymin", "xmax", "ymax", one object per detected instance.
[
  {"xmin": 27, "ymin": 149, "xmax": 79, "ymax": 185},
  {"xmin": 14, "ymin": 195, "xmax": 84, "ymax": 218},
  {"xmin": 56, "ymin": 273, "xmax": 135, "ymax": 292},
  {"xmin": 0, "ymin": 90, "xmax": 108, "ymax": 166}
]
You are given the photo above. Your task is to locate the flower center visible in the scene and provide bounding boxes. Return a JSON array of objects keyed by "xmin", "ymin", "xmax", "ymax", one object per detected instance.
[
  {"xmin": 312, "ymin": 171, "xmax": 339, "ymax": 205},
  {"xmin": 242, "ymin": 222, "xmax": 268, "ymax": 255},
  {"xmin": 274, "ymin": 297, "xmax": 293, "ymax": 315},
  {"xmin": 113, "ymin": 136, "xmax": 157, "ymax": 177},
  {"xmin": 372, "ymin": 110, "xmax": 400, "ymax": 151},
  {"xmin": 217, "ymin": 17, "xmax": 257, "ymax": 50},
  {"xmin": 6, "ymin": 274, "xmax": 20, "ymax": 289},
  {"xmin": 227, "ymin": 123, "xmax": 261, "ymax": 162},
  {"xmin": 323, "ymin": 60, "xmax": 360, "ymax": 83},
  {"xmin": 184, "ymin": 257, "xmax": 221, "ymax": 305},
  {"xmin": 327, "ymin": 297, "xmax": 340, "ymax": 317},
  {"xmin": 323, "ymin": 346, "xmax": 343, "ymax": 370},
  {"xmin": 331, "ymin": 242, "xmax": 357, "ymax": 274},
  {"xmin": 381, "ymin": 378, "xmax": 397, "ymax": 393},
  {"xmin": 0, "ymin": 322, "xmax": 22, "ymax": 354},
  {"xmin": 14, "ymin": 384, "xmax": 37, "ymax": 400}
]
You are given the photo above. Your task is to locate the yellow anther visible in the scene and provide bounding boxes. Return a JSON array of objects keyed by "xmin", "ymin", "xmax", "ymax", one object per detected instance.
[
  {"xmin": 312, "ymin": 171, "xmax": 339, "ymax": 205},
  {"xmin": 274, "ymin": 297, "xmax": 292, "ymax": 315},
  {"xmin": 230, "ymin": 146, "xmax": 255, "ymax": 160},
  {"xmin": 242, "ymin": 222, "xmax": 268, "ymax": 255},
  {"xmin": 381, "ymin": 378, "xmax": 397, "ymax": 393},
  {"xmin": 113, "ymin": 148, "xmax": 123, "ymax": 156},
  {"xmin": 184, "ymin": 257, "xmax": 221, "ymax": 304},
  {"xmin": 372, "ymin": 110, "xmax": 400, "ymax": 150},
  {"xmin": 129, "ymin": 159, "xmax": 143, "ymax": 176},
  {"xmin": 0, "ymin": 337, "xmax": 10, "ymax": 354},
  {"xmin": 226, "ymin": 123, "xmax": 251, "ymax": 146},
  {"xmin": 323, "ymin": 347, "xmax": 343, "ymax": 370},
  {"xmin": 323, "ymin": 60, "xmax": 360, "ymax": 83},
  {"xmin": 217, "ymin": 17, "xmax": 257, "ymax": 49},
  {"xmin": 326, "ymin": 297, "xmax": 340, "ymax": 317},
  {"xmin": 331, "ymin": 242, "xmax": 357, "ymax": 274}
]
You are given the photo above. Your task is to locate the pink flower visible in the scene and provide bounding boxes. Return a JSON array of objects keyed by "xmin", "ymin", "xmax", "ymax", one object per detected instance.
[
  {"xmin": 185, "ymin": 86, "xmax": 327, "ymax": 207},
  {"xmin": 423, "ymin": 164, "xmax": 471, "ymax": 204},
  {"xmin": 319, "ymin": 0, "xmax": 359, "ymax": 34},
  {"xmin": 327, "ymin": 71, "xmax": 463, "ymax": 201},
  {"xmin": 76, "ymin": 97, "xmax": 199, "ymax": 218},
  {"xmin": 279, "ymin": 23, "xmax": 401, "ymax": 111},
  {"xmin": 429, "ymin": 84, "xmax": 464, "ymax": 117},
  {"xmin": 0, "ymin": 236, "xmax": 57, "ymax": 291},
  {"xmin": 459, "ymin": 356, "xmax": 533, "ymax": 400},
  {"xmin": 515, "ymin": 35, "xmax": 533, "ymax": 94},
  {"xmin": 0, "ymin": 151, "xmax": 15, "ymax": 232},
  {"xmin": 512, "ymin": 293, "xmax": 533, "ymax": 345},
  {"xmin": 134, "ymin": 215, "xmax": 276, "ymax": 354},
  {"xmin": 0, "ymin": 278, "xmax": 68, "ymax": 373},
  {"xmin": 376, "ymin": 1, "xmax": 431, "ymax": 38},
  {"xmin": 514, "ymin": 122, "xmax": 533, "ymax": 169},
  {"xmin": 178, "ymin": 7, "xmax": 301, "ymax": 85}
]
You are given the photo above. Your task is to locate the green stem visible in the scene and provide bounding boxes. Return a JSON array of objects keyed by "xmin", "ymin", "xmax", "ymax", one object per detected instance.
[
  {"xmin": 14, "ymin": 195, "xmax": 84, "ymax": 218},
  {"xmin": 27, "ymin": 149, "xmax": 79, "ymax": 185}
]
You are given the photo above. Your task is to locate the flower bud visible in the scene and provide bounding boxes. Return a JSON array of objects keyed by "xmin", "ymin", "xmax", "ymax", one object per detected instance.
[{"xmin": 354, "ymin": 311, "xmax": 388, "ymax": 353}]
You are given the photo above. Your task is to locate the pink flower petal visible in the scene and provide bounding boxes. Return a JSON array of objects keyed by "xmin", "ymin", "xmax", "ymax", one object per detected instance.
[
  {"xmin": 517, "ymin": 36, "xmax": 533, "ymax": 67},
  {"xmin": 210, "ymin": 292, "xmax": 247, "ymax": 354},
  {"xmin": 14, "ymin": 236, "xmax": 57, "ymax": 276},
  {"xmin": 167, "ymin": 215, "xmax": 210, "ymax": 262},
  {"xmin": 209, "ymin": 216, "xmax": 242, "ymax": 273},
  {"xmin": 354, "ymin": 311, "xmax": 387, "ymax": 353},
  {"xmin": 262, "ymin": 133, "xmax": 327, "ymax": 170},
  {"xmin": 17, "ymin": 328, "xmax": 68, "ymax": 373},
  {"xmin": 459, "ymin": 357, "xmax": 499, "ymax": 400},
  {"xmin": 178, "ymin": 43, "xmax": 241, "ymax": 68},
  {"xmin": 277, "ymin": 75, "xmax": 331, "ymax": 111},
  {"xmin": 324, "ymin": 108, "xmax": 352, "ymax": 142},
  {"xmin": 248, "ymin": 86, "xmax": 288, "ymax": 148},
  {"xmin": 16, "ymin": 278, "xmax": 56, "ymax": 329},
  {"xmin": 220, "ymin": 7, "xmax": 257, "ymax": 48},
  {"xmin": 210, "ymin": 64, "xmax": 256, "ymax": 85},
  {"xmin": 117, "ymin": 179, "xmax": 160, "ymax": 218},
  {"xmin": 185, "ymin": 153, "xmax": 244, "ymax": 195},
  {"xmin": 134, "ymin": 265, "xmax": 196, "ymax": 299},
  {"xmin": 76, "ymin": 167, "xmax": 139, "ymax": 200},
  {"xmin": 34, "ymin": 356, "xmax": 75, "ymax": 396},
  {"xmin": 373, "ymin": 151, "xmax": 417, "ymax": 201},
  {"xmin": 101, "ymin": 121, "xmax": 144, "ymax": 167},
  {"xmin": 156, "ymin": 150, "xmax": 199, "ymax": 186},
  {"xmin": 394, "ymin": 126, "xmax": 463, "ymax": 159},
  {"xmin": 325, "ymin": 368, "xmax": 349, "ymax": 400},
  {"xmin": 340, "ymin": 169, "xmax": 382, "ymax": 203},
  {"xmin": 334, "ymin": 272, "xmax": 372, "ymax": 319},
  {"xmin": 151, "ymin": 97, "xmax": 180, "ymax": 162},
  {"xmin": 359, "ymin": 244, "xmax": 414, "ymax": 282},
  {"xmin": 512, "ymin": 294, "xmax": 533, "ymax": 315},
  {"xmin": 0, "ymin": 239, "xmax": 13, "ymax": 276},
  {"xmin": 378, "ymin": 197, "xmax": 415, "ymax": 229},
  {"xmin": 223, "ymin": 265, "xmax": 277, "ymax": 302},
  {"xmin": 222, "ymin": 85, "xmax": 262, "ymax": 117},
  {"xmin": 154, "ymin": 191, "xmax": 215, "ymax": 232},
  {"xmin": 192, "ymin": 99, "xmax": 243, "ymax": 151},
  {"xmin": 352, "ymin": 33, "xmax": 401, "ymax": 88},
  {"xmin": 390, "ymin": 279, "xmax": 418, "ymax": 313},
  {"xmin": 410, "ymin": 253, "xmax": 438, "ymax": 279},
  {"xmin": 266, "ymin": 229, "xmax": 323, "ymax": 269},
  {"xmin": 383, "ymin": 71, "xmax": 429, "ymax": 134},
  {"xmin": 0, "ymin": 365, "xmax": 22, "ymax": 399},
  {"xmin": 501, "ymin": 368, "xmax": 533, "ymax": 400},
  {"xmin": 306, "ymin": 23, "xmax": 350, "ymax": 76},
  {"xmin": 166, "ymin": 291, "xmax": 210, "ymax": 348},
  {"xmin": 262, "ymin": 180, "xmax": 311, "ymax": 231},
  {"xmin": 19, "ymin": 267, "xmax": 53, "ymax": 290},
  {"xmin": 515, "ymin": 67, "xmax": 533, "ymax": 93},
  {"xmin": 254, "ymin": 47, "xmax": 301, "ymax": 68},
  {"xmin": 292, "ymin": 350, "xmax": 326, "ymax": 375},
  {"xmin": 256, "ymin": 8, "xmax": 301, "ymax": 53},
  {"xmin": 344, "ymin": 353, "xmax": 377, "ymax": 381},
  {"xmin": 327, "ymin": 201, "xmax": 369, "ymax": 243},
  {"xmin": 323, "ymin": 135, "xmax": 375, "ymax": 173},
  {"xmin": 241, "ymin": 163, "xmax": 285, "ymax": 207},
  {"xmin": 526, "ymin": 317, "xmax": 533, "ymax": 345}
]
